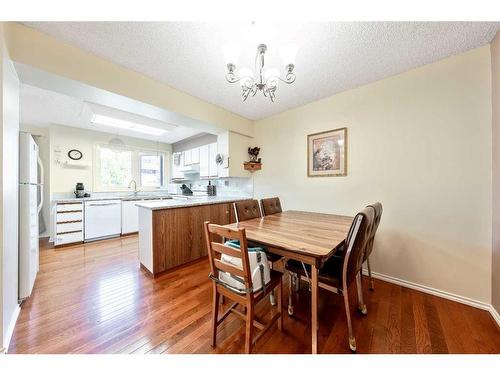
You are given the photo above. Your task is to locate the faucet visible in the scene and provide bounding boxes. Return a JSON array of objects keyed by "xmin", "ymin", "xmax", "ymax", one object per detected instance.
[{"xmin": 128, "ymin": 179, "xmax": 139, "ymax": 195}]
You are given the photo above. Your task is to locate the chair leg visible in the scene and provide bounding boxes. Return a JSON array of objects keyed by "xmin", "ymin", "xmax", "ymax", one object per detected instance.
[
  {"xmin": 277, "ymin": 279, "xmax": 283, "ymax": 331},
  {"xmin": 356, "ymin": 272, "xmax": 367, "ymax": 315},
  {"xmin": 288, "ymin": 272, "xmax": 294, "ymax": 316},
  {"xmin": 270, "ymin": 290, "xmax": 276, "ymax": 306},
  {"xmin": 367, "ymin": 257, "xmax": 375, "ymax": 291},
  {"xmin": 245, "ymin": 301, "xmax": 255, "ymax": 354},
  {"xmin": 211, "ymin": 285, "xmax": 220, "ymax": 347},
  {"xmin": 294, "ymin": 274, "xmax": 301, "ymax": 292},
  {"xmin": 343, "ymin": 287, "xmax": 356, "ymax": 352}
]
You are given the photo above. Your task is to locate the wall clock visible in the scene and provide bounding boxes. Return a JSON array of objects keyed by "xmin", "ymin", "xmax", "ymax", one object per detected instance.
[{"xmin": 68, "ymin": 149, "xmax": 83, "ymax": 161}]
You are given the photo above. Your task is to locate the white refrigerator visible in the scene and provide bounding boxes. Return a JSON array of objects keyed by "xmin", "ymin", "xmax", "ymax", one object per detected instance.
[{"xmin": 19, "ymin": 132, "xmax": 44, "ymax": 300}]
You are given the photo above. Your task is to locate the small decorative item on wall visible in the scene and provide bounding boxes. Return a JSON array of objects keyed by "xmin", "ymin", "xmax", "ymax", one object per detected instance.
[
  {"xmin": 244, "ymin": 147, "xmax": 262, "ymax": 172},
  {"xmin": 67, "ymin": 149, "xmax": 83, "ymax": 161},
  {"xmin": 307, "ymin": 127, "xmax": 347, "ymax": 177}
]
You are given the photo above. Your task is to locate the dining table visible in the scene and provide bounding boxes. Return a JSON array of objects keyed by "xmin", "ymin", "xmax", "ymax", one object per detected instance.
[{"xmin": 223, "ymin": 210, "xmax": 353, "ymax": 354}]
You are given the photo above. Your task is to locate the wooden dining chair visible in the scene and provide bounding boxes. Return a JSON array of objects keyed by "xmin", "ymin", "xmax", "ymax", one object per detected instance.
[
  {"xmin": 285, "ymin": 207, "xmax": 374, "ymax": 352},
  {"xmin": 204, "ymin": 222, "xmax": 283, "ymax": 354},
  {"xmin": 364, "ymin": 202, "xmax": 383, "ymax": 290},
  {"xmin": 234, "ymin": 199, "xmax": 262, "ymax": 223},
  {"xmin": 260, "ymin": 197, "xmax": 282, "ymax": 216}
]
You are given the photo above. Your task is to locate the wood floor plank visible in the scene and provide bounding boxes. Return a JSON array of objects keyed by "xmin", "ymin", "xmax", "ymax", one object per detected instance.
[{"xmin": 8, "ymin": 235, "xmax": 500, "ymax": 354}]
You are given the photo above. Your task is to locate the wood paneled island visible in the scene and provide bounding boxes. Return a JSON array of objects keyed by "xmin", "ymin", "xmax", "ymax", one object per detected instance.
[{"xmin": 136, "ymin": 197, "xmax": 244, "ymax": 277}]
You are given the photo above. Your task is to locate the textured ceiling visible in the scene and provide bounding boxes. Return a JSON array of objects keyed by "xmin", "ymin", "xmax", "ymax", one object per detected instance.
[
  {"xmin": 19, "ymin": 84, "xmax": 202, "ymax": 143},
  {"xmin": 23, "ymin": 22, "xmax": 500, "ymax": 120}
]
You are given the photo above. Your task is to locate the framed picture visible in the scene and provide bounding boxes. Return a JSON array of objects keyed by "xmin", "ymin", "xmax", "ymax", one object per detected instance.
[{"xmin": 307, "ymin": 127, "xmax": 347, "ymax": 177}]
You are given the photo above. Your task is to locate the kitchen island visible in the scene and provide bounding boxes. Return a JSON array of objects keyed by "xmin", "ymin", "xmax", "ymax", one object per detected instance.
[{"xmin": 136, "ymin": 196, "xmax": 248, "ymax": 277}]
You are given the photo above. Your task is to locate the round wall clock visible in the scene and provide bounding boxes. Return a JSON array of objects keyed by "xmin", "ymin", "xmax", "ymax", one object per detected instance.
[{"xmin": 68, "ymin": 149, "xmax": 83, "ymax": 160}]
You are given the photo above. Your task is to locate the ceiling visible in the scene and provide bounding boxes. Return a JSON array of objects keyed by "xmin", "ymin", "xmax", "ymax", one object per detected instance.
[
  {"xmin": 23, "ymin": 22, "xmax": 500, "ymax": 120},
  {"xmin": 19, "ymin": 84, "xmax": 203, "ymax": 143}
]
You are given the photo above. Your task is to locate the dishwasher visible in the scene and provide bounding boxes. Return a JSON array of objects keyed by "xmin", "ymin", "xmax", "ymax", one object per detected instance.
[{"xmin": 84, "ymin": 200, "xmax": 122, "ymax": 241}]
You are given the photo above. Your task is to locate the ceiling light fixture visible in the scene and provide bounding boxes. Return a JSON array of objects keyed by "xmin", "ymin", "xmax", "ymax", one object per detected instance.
[
  {"xmin": 225, "ymin": 43, "xmax": 297, "ymax": 102},
  {"xmin": 90, "ymin": 114, "xmax": 168, "ymax": 136}
]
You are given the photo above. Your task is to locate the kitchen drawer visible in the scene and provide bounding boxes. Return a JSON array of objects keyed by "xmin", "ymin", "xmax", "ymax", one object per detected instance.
[
  {"xmin": 56, "ymin": 221, "xmax": 83, "ymax": 234},
  {"xmin": 57, "ymin": 203, "xmax": 83, "ymax": 212},
  {"xmin": 55, "ymin": 231, "xmax": 83, "ymax": 246},
  {"xmin": 57, "ymin": 211, "xmax": 83, "ymax": 222}
]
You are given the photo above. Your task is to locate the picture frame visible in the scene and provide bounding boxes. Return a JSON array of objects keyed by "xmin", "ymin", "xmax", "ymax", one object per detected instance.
[{"xmin": 307, "ymin": 127, "xmax": 347, "ymax": 177}]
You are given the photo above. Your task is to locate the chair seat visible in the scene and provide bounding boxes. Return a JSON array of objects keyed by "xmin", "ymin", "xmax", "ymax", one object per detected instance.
[{"xmin": 285, "ymin": 255, "xmax": 344, "ymax": 289}]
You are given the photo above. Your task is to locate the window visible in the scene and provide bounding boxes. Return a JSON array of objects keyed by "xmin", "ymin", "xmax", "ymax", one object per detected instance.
[
  {"xmin": 139, "ymin": 153, "xmax": 164, "ymax": 188},
  {"xmin": 94, "ymin": 144, "xmax": 167, "ymax": 191}
]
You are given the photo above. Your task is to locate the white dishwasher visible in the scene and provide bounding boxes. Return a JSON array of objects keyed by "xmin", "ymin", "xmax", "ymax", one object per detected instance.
[{"xmin": 84, "ymin": 200, "xmax": 122, "ymax": 241}]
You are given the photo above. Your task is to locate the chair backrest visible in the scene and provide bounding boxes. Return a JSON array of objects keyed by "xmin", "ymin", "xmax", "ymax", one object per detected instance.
[
  {"xmin": 342, "ymin": 207, "xmax": 375, "ymax": 287},
  {"xmin": 364, "ymin": 202, "xmax": 383, "ymax": 260},
  {"xmin": 234, "ymin": 199, "xmax": 262, "ymax": 223},
  {"xmin": 204, "ymin": 222, "xmax": 253, "ymax": 292},
  {"xmin": 260, "ymin": 197, "xmax": 282, "ymax": 216}
]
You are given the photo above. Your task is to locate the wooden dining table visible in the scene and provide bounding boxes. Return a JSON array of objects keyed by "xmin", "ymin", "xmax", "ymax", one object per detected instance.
[{"xmin": 223, "ymin": 210, "xmax": 353, "ymax": 354}]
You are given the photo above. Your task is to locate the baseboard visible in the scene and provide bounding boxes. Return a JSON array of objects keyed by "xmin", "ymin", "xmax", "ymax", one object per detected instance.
[
  {"xmin": 489, "ymin": 305, "xmax": 500, "ymax": 327},
  {"xmin": 362, "ymin": 269, "xmax": 499, "ymax": 325},
  {"xmin": 2, "ymin": 305, "xmax": 21, "ymax": 353}
]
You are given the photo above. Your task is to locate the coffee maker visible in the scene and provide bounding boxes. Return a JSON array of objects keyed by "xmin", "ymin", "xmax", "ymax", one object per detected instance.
[{"xmin": 74, "ymin": 182, "xmax": 86, "ymax": 198}]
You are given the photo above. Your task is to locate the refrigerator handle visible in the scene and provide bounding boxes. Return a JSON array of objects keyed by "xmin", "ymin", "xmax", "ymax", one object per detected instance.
[{"xmin": 37, "ymin": 156, "xmax": 44, "ymax": 214}]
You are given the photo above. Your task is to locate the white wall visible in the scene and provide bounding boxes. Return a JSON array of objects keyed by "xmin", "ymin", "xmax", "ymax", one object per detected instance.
[
  {"xmin": 1, "ymin": 40, "xmax": 20, "ymax": 350},
  {"xmin": 253, "ymin": 46, "xmax": 493, "ymax": 304},
  {"xmin": 49, "ymin": 124, "xmax": 173, "ymax": 194}
]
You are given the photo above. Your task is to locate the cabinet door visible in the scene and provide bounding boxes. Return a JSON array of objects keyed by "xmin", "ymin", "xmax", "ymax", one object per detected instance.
[
  {"xmin": 171, "ymin": 153, "xmax": 184, "ymax": 180},
  {"xmin": 209, "ymin": 142, "xmax": 218, "ymax": 177},
  {"xmin": 122, "ymin": 201, "xmax": 140, "ymax": 234},
  {"xmin": 199, "ymin": 144, "xmax": 210, "ymax": 178},
  {"xmin": 191, "ymin": 147, "xmax": 200, "ymax": 164},
  {"xmin": 184, "ymin": 149, "xmax": 192, "ymax": 165}
]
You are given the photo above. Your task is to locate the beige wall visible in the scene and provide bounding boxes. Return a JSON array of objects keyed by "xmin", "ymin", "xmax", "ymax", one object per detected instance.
[
  {"xmin": 3, "ymin": 22, "xmax": 253, "ymax": 137},
  {"xmin": 492, "ymin": 32, "xmax": 500, "ymax": 313},
  {"xmin": 254, "ymin": 46, "xmax": 493, "ymax": 303},
  {"xmin": 49, "ymin": 124, "xmax": 172, "ymax": 194}
]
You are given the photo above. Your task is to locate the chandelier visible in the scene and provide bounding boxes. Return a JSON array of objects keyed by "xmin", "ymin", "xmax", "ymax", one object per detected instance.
[{"xmin": 225, "ymin": 44, "xmax": 296, "ymax": 102}]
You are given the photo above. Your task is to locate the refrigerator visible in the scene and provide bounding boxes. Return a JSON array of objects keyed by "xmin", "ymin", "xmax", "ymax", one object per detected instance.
[{"xmin": 19, "ymin": 132, "xmax": 44, "ymax": 300}]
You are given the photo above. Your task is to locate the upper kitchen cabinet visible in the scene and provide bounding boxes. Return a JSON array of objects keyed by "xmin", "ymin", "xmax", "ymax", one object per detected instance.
[
  {"xmin": 199, "ymin": 143, "xmax": 218, "ymax": 179},
  {"xmin": 171, "ymin": 152, "xmax": 185, "ymax": 180},
  {"xmin": 217, "ymin": 131, "xmax": 253, "ymax": 178}
]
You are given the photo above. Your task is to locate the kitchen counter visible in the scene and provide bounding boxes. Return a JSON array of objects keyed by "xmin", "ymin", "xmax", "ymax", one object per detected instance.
[
  {"xmin": 138, "ymin": 196, "xmax": 247, "ymax": 277},
  {"xmin": 135, "ymin": 196, "xmax": 250, "ymax": 210},
  {"xmin": 52, "ymin": 194, "xmax": 176, "ymax": 204}
]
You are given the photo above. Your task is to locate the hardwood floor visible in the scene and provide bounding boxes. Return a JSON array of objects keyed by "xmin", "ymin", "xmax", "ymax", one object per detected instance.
[{"xmin": 9, "ymin": 235, "xmax": 500, "ymax": 354}]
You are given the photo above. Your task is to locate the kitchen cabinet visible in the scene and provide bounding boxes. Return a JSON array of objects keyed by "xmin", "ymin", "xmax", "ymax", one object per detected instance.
[
  {"xmin": 209, "ymin": 143, "xmax": 218, "ymax": 177},
  {"xmin": 184, "ymin": 149, "xmax": 192, "ymax": 165},
  {"xmin": 191, "ymin": 147, "xmax": 200, "ymax": 164},
  {"xmin": 122, "ymin": 200, "xmax": 140, "ymax": 234},
  {"xmin": 54, "ymin": 202, "xmax": 83, "ymax": 246},
  {"xmin": 171, "ymin": 152, "xmax": 185, "ymax": 180},
  {"xmin": 142, "ymin": 202, "xmax": 233, "ymax": 275}
]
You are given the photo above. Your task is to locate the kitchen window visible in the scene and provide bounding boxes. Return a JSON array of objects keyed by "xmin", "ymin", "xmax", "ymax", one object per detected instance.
[{"xmin": 94, "ymin": 144, "xmax": 167, "ymax": 192}]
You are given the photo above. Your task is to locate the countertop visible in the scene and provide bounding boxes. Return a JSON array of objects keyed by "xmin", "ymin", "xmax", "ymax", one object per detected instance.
[
  {"xmin": 52, "ymin": 195, "xmax": 174, "ymax": 204},
  {"xmin": 135, "ymin": 196, "xmax": 250, "ymax": 210}
]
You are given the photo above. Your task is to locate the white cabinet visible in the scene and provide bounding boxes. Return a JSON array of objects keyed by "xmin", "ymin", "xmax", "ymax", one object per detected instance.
[
  {"xmin": 191, "ymin": 147, "xmax": 200, "ymax": 164},
  {"xmin": 171, "ymin": 152, "xmax": 185, "ymax": 180},
  {"xmin": 200, "ymin": 143, "xmax": 218, "ymax": 178},
  {"xmin": 184, "ymin": 149, "xmax": 192, "ymax": 165},
  {"xmin": 54, "ymin": 202, "xmax": 84, "ymax": 246},
  {"xmin": 122, "ymin": 200, "xmax": 140, "ymax": 234},
  {"xmin": 209, "ymin": 143, "xmax": 218, "ymax": 177}
]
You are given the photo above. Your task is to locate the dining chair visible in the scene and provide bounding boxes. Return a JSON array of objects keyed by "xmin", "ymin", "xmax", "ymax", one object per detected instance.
[
  {"xmin": 233, "ymin": 199, "xmax": 283, "ymax": 305},
  {"xmin": 204, "ymin": 221, "xmax": 283, "ymax": 354},
  {"xmin": 364, "ymin": 202, "xmax": 383, "ymax": 290},
  {"xmin": 285, "ymin": 206, "xmax": 375, "ymax": 352},
  {"xmin": 260, "ymin": 197, "xmax": 283, "ymax": 216},
  {"xmin": 234, "ymin": 199, "xmax": 262, "ymax": 223}
]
